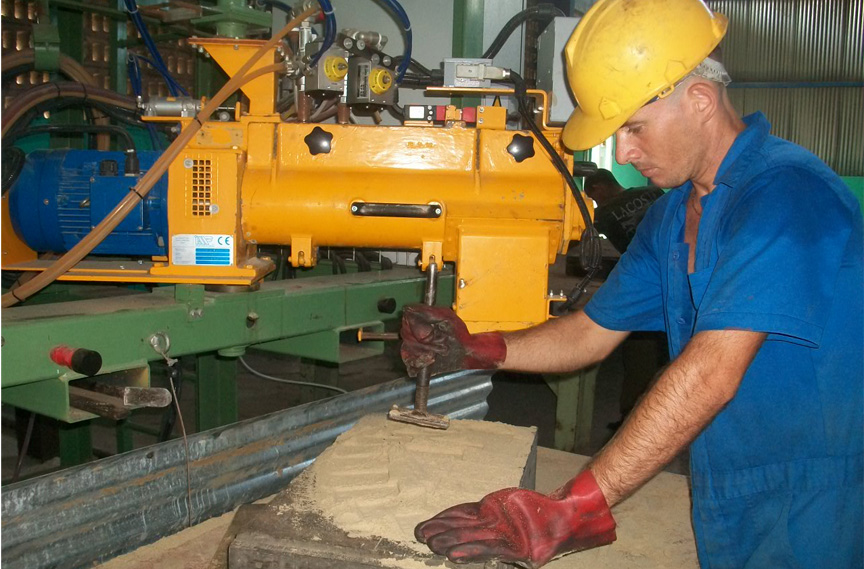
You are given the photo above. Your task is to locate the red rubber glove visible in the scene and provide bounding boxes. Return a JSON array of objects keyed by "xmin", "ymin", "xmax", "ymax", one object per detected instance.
[
  {"xmin": 414, "ymin": 470, "xmax": 616, "ymax": 568},
  {"xmin": 400, "ymin": 304, "xmax": 507, "ymax": 378}
]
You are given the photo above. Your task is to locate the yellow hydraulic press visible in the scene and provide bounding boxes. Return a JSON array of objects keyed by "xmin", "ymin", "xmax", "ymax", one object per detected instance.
[{"xmin": 2, "ymin": 37, "xmax": 591, "ymax": 333}]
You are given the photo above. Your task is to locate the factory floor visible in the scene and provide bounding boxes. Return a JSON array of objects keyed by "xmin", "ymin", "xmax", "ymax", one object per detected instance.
[{"xmin": 0, "ymin": 251, "xmax": 688, "ymax": 485}]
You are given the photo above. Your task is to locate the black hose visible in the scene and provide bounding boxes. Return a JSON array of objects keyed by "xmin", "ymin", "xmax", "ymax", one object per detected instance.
[
  {"xmin": 507, "ymin": 71, "xmax": 601, "ymax": 314},
  {"xmin": 393, "ymin": 56, "xmax": 436, "ymax": 78},
  {"xmin": 2, "ymin": 146, "xmax": 26, "ymax": 195},
  {"xmin": 483, "ymin": 4, "xmax": 565, "ymax": 61},
  {"xmin": 256, "ymin": 0, "xmax": 294, "ymax": 16},
  {"xmin": 4, "ymin": 124, "xmax": 136, "ymax": 152},
  {"xmin": 4, "ymin": 125, "xmax": 141, "ymax": 175}
]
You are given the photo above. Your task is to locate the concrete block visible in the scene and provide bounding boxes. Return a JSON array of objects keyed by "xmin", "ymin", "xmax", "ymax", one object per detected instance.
[{"xmin": 228, "ymin": 414, "xmax": 538, "ymax": 568}]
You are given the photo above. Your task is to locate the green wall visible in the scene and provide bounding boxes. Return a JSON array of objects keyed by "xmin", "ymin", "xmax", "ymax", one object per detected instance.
[{"xmin": 842, "ymin": 177, "xmax": 864, "ymax": 212}]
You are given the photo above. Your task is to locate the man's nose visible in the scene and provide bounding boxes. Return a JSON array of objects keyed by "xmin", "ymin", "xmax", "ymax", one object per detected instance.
[{"xmin": 615, "ymin": 132, "xmax": 638, "ymax": 165}]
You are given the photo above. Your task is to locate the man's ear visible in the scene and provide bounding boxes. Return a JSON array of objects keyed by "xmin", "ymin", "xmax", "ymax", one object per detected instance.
[{"xmin": 685, "ymin": 80, "xmax": 720, "ymax": 122}]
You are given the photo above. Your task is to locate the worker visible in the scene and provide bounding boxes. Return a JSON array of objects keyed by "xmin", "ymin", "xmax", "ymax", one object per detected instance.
[
  {"xmin": 582, "ymin": 168, "xmax": 668, "ymax": 431},
  {"xmin": 403, "ymin": 0, "xmax": 864, "ymax": 567},
  {"xmin": 583, "ymin": 168, "xmax": 664, "ymax": 254}
]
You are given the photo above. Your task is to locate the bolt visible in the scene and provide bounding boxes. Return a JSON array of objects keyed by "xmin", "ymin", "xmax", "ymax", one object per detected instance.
[
  {"xmin": 246, "ymin": 312, "xmax": 259, "ymax": 328},
  {"xmin": 183, "ymin": 158, "xmax": 194, "ymax": 169},
  {"xmin": 43, "ymin": 199, "xmax": 49, "ymax": 205}
]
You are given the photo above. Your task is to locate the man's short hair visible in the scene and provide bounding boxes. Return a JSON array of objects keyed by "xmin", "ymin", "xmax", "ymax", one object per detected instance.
[{"xmin": 585, "ymin": 169, "xmax": 620, "ymax": 192}]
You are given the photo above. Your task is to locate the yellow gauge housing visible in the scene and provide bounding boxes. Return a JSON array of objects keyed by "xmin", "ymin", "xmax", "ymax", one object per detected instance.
[
  {"xmin": 324, "ymin": 56, "xmax": 349, "ymax": 82},
  {"xmin": 368, "ymin": 68, "xmax": 393, "ymax": 94}
]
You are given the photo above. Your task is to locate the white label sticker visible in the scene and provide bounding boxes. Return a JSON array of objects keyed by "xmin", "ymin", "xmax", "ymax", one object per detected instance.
[{"xmin": 172, "ymin": 234, "xmax": 234, "ymax": 266}]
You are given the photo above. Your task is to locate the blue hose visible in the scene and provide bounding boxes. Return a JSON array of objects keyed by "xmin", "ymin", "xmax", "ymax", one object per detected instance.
[
  {"xmin": 123, "ymin": 0, "xmax": 188, "ymax": 96},
  {"xmin": 378, "ymin": 0, "xmax": 412, "ymax": 83},
  {"xmin": 126, "ymin": 54, "xmax": 163, "ymax": 150},
  {"xmin": 309, "ymin": 0, "xmax": 336, "ymax": 68}
]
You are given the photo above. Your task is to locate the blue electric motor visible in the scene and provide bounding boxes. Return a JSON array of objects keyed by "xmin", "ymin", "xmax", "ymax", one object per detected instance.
[{"xmin": 8, "ymin": 150, "xmax": 169, "ymax": 257}]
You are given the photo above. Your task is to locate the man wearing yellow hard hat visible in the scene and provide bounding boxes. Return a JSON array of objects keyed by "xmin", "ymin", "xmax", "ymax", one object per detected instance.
[{"xmin": 406, "ymin": 0, "xmax": 863, "ymax": 567}]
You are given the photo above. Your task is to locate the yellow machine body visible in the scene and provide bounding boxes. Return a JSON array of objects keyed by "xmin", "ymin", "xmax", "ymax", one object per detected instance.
[{"xmin": 4, "ymin": 40, "xmax": 592, "ymax": 332}]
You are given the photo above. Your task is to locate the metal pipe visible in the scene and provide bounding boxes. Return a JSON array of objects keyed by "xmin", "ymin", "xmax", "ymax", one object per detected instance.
[
  {"xmin": 336, "ymin": 101, "xmax": 350, "ymax": 124},
  {"xmin": 296, "ymin": 91, "xmax": 311, "ymax": 123},
  {"xmin": 414, "ymin": 260, "xmax": 439, "ymax": 413},
  {"xmin": 1, "ymin": 371, "xmax": 493, "ymax": 569},
  {"xmin": 424, "ymin": 260, "xmax": 438, "ymax": 306},
  {"xmin": 357, "ymin": 330, "xmax": 399, "ymax": 342},
  {"xmin": 728, "ymin": 81, "xmax": 864, "ymax": 89}
]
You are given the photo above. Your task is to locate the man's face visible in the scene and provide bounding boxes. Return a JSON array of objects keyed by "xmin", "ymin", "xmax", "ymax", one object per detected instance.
[{"xmin": 614, "ymin": 86, "xmax": 702, "ymax": 189}]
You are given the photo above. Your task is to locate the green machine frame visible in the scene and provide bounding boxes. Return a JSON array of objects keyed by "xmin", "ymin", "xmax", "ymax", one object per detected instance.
[{"xmin": 2, "ymin": 268, "xmax": 452, "ymax": 467}]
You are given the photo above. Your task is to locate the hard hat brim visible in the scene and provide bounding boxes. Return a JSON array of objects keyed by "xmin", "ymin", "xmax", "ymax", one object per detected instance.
[{"xmin": 561, "ymin": 105, "xmax": 628, "ymax": 152}]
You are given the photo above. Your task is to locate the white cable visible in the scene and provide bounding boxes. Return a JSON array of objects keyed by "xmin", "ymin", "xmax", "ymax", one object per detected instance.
[{"xmin": 239, "ymin": 357, "xmax": 348, "ymax": 394}]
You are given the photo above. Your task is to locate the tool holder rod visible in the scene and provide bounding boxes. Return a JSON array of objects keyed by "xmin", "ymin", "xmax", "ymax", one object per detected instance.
[{"xmin": 414, "ymin": 259, "xmax": 439, "ymax": 412}]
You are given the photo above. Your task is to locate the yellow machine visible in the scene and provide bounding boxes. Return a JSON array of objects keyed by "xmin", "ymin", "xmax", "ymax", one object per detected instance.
[{"xmin": 2, "ymin": 38, "xmax": 590, "ymax": 333}]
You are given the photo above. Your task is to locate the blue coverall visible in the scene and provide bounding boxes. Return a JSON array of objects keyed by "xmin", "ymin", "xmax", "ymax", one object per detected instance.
[{"xmin": 584, "ymin": 113, "xmax": 863, "ymax": 568}]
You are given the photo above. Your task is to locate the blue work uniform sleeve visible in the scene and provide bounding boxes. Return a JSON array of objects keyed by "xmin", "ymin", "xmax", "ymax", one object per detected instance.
[
  {"xmin": 584, "ymin": 197, "xmax": 667, "ymax": 332},
  {"xmin": 692, "ymin": 167, "xmax": 857, "ymax": 346}
]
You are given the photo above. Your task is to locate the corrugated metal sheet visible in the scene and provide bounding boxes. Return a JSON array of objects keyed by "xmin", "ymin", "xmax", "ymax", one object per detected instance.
[
  {"xmin": 708, "ymin": 0, "xmax": 863, "ymax": 175},
  {"xmin": 1, "ymin": 371, "xmax": 495, "ymax": 569},
  {"xmin": 727, "ymin": 87, "xmax": 863, "ymax": 174}
]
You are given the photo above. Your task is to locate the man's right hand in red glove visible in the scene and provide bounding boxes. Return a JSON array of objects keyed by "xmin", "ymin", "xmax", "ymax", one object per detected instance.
[{"xmin": 400, "ymin": 304, "xmax": 507, "ymax": 378}]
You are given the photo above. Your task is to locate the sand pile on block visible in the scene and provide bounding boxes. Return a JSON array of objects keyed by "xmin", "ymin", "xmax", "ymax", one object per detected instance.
[{"xmin": 305, "ymin": 414, "xmax": 537, "ymax": 554}]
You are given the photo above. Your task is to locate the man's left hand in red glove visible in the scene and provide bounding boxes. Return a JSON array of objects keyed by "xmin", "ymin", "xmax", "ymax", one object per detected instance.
[{"xmin": 414, "ymin": 469, "xmax": 616, "ymax": 568}]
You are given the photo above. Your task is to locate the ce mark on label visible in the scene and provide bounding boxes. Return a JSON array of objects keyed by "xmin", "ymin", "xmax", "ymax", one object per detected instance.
[{"xmin": 216, "ymin": 236, "xmax": 232, "ymax": 247}]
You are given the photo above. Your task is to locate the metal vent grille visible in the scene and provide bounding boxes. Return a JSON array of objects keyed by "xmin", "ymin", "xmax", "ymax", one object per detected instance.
[{"xmin": 191, "ymin": 159, "xmax": 212, "ymax": 216}]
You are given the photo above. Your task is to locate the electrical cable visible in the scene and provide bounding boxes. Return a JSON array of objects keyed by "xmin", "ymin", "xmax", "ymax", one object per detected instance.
[
  {"xmin": 483, "ymin": 4, "xmax": 565, "ymax": 61},
  {"xmin": 166, "ymin": 366, "xmax": 193, "ymax": 528},
  {"xmin": 239, "ymin": 357, "xmax": 348, "ymax": 394},
  {"xmin": 11, "ymin": 412, "xmax": 35, "ymax": 483},
  {"xmin": 507, "ymin": 70, "xmax": 601, "ymax": 314},
  {"xmin": 378, "ymin": 0, "xmax": 412, "ymax": 83},
  {"xmin": 158, "ymin": 366, "xmax": 182, "ymax": 442},
  {"xmin": 392, "ymin": 55, "xmax": 434, "ymax": 78},
  {"xmin": 2, "ymin": 49, "xmax": 112, "ymax": 150},
  {"xmin": 2, "ymin": 82, "xmax": 139, "ymax": 138},
  {"xmin": 0, "ymin": 5, "xmax": 319, "ymax": 309}
]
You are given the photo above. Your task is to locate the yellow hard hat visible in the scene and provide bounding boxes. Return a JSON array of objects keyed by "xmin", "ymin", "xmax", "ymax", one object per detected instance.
[{"xmin": 561, "ymin": 0, "xmax": 728, "ymax": 150}]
